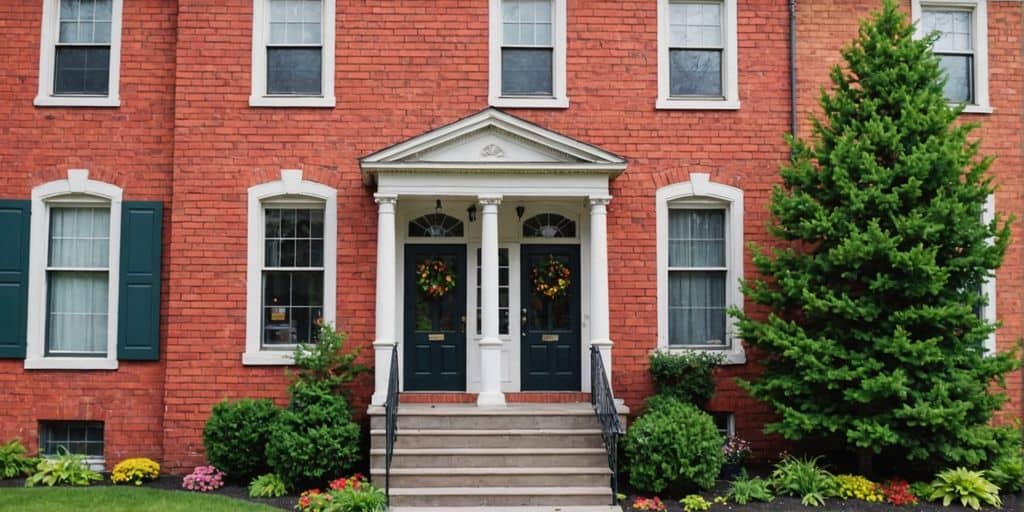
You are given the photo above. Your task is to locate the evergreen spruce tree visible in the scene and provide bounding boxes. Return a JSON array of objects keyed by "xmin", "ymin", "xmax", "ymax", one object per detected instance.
[{"xmin": 734, "ymin": 0, "xmax": 1018, "ymax": 474}]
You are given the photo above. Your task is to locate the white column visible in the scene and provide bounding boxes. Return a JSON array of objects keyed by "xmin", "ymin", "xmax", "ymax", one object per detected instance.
[
  {"xmin": 371, "ymin": 193, "xmax": 398, "ymax": 406},
  {"xmin": 477, "ymin": 194, "xmax": 505, "ymax": 406},
  {"xmin": 589, "ymin": 195, "xmax": 613, "ymax": 388}
]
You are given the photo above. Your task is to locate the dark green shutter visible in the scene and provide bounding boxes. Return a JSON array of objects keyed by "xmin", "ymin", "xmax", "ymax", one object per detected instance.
[
  {"xmin": 117, "ymin": 202, "xmax": 163, "ymax": 361},
  {"xmin": 0, "ymin": 201, "xmax": 30, "ymax": 358}
]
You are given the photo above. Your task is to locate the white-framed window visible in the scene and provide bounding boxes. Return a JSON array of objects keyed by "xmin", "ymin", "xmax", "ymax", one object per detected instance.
[
  {"xmin": 35, "ymin": 0, "xmax": 124, "ymax": 107},
  {"xmin": 25, "ymin": 170, "xmax": 122, "ymax": 370},
  {"xmin": 488, "ymin": 0, "xmax": 568, "ymax": 108},
  {"xmin": 712, "ymin": 412, "xmax": 735, "ymax": 438},
  {"xmin": 250, "ymin": 0, "xmax": 336, "ymax": 108},
  {"xmin": 475, "ymin": 247, "xmax": 510, "ymax": 336},
  {"xmin": 39, "ymin": 420, "xmax": 105, "ymax": 471},
  {"xmin": 244, "ymin": 170, "xmax": 336, "ymax": 365},
  {"xmin": 912, "ymin": 0, "xmax": 990, "ymax": 113},
  {"xmin": 657, "ymin": 0, "xmax": 739, "ymax": 110},
  {"xmin": 656, "ymin": 173, "xmax": 744, "ymax": 364}
]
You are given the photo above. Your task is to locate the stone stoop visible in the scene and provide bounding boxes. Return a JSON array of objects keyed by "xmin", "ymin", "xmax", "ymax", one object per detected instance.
[{"xmin": 368, "ymin": 403, "xmax": 628, "ymax": 509}]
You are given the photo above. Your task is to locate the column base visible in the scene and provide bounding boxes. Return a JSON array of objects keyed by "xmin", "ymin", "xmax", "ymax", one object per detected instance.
[
  {"xmin": 477, "ymin": 391, "xmax": 506, "ymax": 407},
  {"xmin": 371, "ymin": 339, "xmax": 398, "ymax": 407}
]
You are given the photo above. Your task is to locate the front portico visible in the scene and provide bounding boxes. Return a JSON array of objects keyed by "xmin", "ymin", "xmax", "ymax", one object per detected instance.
[{"xmin": 362, "ymin": 108, "xmax": 626, "ymax": 407}]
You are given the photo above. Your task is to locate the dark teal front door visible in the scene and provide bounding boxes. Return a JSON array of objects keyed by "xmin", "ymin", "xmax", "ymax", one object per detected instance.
[
  {"xmin": 521, "ymin": 244, "xmax": 581, "ymax": 391},
  {"xmin": 404, "ymin": 244, "xmax": 467, "ymax": 391}
]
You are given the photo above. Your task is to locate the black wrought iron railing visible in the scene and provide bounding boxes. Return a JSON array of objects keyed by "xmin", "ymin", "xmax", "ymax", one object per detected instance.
[
  {"xmin": 384, "ymin": 344, "xmax": 399, "ymax": 504},
  {"xmin": 590, "ymin": 345, "xmax": 624, "ymax": 505}
]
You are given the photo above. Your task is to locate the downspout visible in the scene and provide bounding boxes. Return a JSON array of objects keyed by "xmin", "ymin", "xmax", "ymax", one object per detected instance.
[{"xmin": 789, "ymin": 0, "xmax": 798, "ymax": 143}]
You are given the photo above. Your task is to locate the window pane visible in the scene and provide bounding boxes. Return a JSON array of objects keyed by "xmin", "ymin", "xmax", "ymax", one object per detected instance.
[
  {"xmin": 669, "ymin": 209, "xmax": 725, "ymax": 267},
  {"xmin": 668, "ymin": 271, "xmax": 727, "ymax": 346},
  {"xmin": 262, "ymin": 269, "xmax": 324, "ymax": 347},
  {"xmin": 502, "ymin": 0, "xmax": 553, "ymax": 46},
  {"xmin": 922, "ymin": 10, "xmax": 972, "ymax": 52},
  {"xmin": 40, "ymin": 421, "xmax": 104, "ymax": 457},
  {"xmin": 475, "ymin": 248, "xmax": 510, "ymax": 336},
  {"xmin": 54, "ymin": 47, "xmax": 110, "ymax": 95},
  {"xmin": 938, "ymin": 54, "xmax": 972, "ymax": 103},
  {"xmin": 669, "ymin": 49, "xmax": 722, "ymax": 97},
  {"xmin": 265, "ymin": 208, "xmax": 325, "ymax": 268},
  {"xmin": 267, "ymin": 47, "xmax": 322, "ymax": 95},
  {"xmin": 501, "ymin": 48, "xmax": 553, "ymax": 96},
  {"xmin": 49, "ymin": 207, "xmax": 110, "ymax": 268},
  {"xmin": 669, "ymin": 1, "xmax": 723, "ymax": 47},
  {"xmin": 47, "ymin": 271, "xmax": 108, "ymax": 355},
  {"xmin": 58, "ymin": 0, "xmax": 113, "ymax": 44}
]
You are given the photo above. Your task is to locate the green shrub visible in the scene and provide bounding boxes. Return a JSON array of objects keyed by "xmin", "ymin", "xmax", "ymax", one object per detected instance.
[
  {"xmin": 983, "ymin": 425, "xmax": 1023, "ymax": 493},
  {"xmin": 25, "ymin": 448, "xmax": 102, "ymax": 487},
  {"xmin": 248, "ymin": 473, "xmax": 288, "ymax": 498},
  {"xmin": 266, "ymin": 381, "xmax": 361, "ymax": 489},
  {"xmin": 203, "ymin": 398, "xmax": 280, "ymax": 481},
  {"xmin": 770, "ymin": 455, "xmax": 836, "ymax": 507},
  {"xmin": 291, "ymin": 324, "xmax": 369, "ymax": 399},
  {"xmin": 624, "ymin": 398, "xmax": 724, "ymax": 493},
  {"xmin": 648, "ymin": 351, "xmax": 723, "ymax": 405},
  {"xmin": 929, "ymin": 468, "xmax": 1001, "ymax": 510},
  {"xmin": 727, "ymin": 472, "xmax": 774, "ymax": 504},
  {"xmin": 680, "ymin": 494, "xmax": 710, "ymax": 512},
  {"xmin": 0, "ymin": 439, "xmax": 38, "ymax": 479}
]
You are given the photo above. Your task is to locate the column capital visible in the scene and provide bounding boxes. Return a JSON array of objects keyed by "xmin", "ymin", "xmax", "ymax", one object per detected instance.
[
  {"xmin": 373, "ymin": 193, "xmax": 398, "ymax": 205},
  {"xmin": 478, "ymin": 194, "xmax": 503, "ymax": 206},
  {"xmin": 589, "ymin": 195, "xmax": 613, "ymax": 207}
]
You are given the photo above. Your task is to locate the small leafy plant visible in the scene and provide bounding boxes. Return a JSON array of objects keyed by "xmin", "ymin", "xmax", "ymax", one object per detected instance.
[
  {"xmin": 296, "ymin": 489, "xmax": 333, "ymax": 512},
  {"xmin": 111, "ymin": 457, "xmax": 160, "ymax": 486},
  {"xmin": 833, "ymin": 474, "xmax": 883, "ymax": 502},
  {"xmin": 727, "ymin": 472, "xmax": 774, "ymax": 504},
  {"xmin": 182, "ymin": 465, "xmax": 225, "ymax": 492},
  {"xmin": 985, "ymin": 454, "xmax": 1024, "ymax": 493},
  {"xmin": 630, "ymin": 496, "xmax": 666, "ymax": 511},
  {"xmin": 249, "ymin": 473, "xmax": 288, "ymax": 498},
  {"xmin": 928, "ymin": 468, "xmax": 1001, "ymax": 511},
  {"xmin": 0, "ymin": 439, "xmax": 38, "ymax": 479},
  {"xmin": 329, "ymin": 474, "xmax": 386, "ymax": 512},
  {"xmin": 910, "ymin": 481, "xmax": 933, "ymax": 502},
  {"xmin": 771, "ymin": 455, "xmax": 836, "ymax": 507},
  {"xmin": 24, "ymin": 448, "xmax": 102, "ymax": 487},
  {"xmin": 880, "ymin": 478, "xmax": 919, "ymax": 506},
  {"xmin": 648, "ymin": 350, "xmax": 724, "ymax": 405},
  {"xmin": 291, "ymin": 324, "xmax": 369, "ymax": 398},
  {"xmin": 680, "ymin": 494, "xmax": 710, "ymax": 512},
  {"xmin": 722, "ymin": 435, "xmax": 751, "ymax": 466}
]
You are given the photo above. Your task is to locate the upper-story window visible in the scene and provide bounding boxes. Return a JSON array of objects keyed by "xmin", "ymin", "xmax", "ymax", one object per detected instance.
[
  {"xmin": 35, "ymin": 0, "xmax": 124, "ymax": 107},
  {"xmin": 913, "ymin": 0, "xmax": 990, "ymax": 113},
  {"xmin": 489, "ymin": 0, "xmax": 567, "ymax": 108},
  {"xmin": 657, "ymin": 0, "xmax": 739, "ymax": 110},
  {"xmin": 250, "ymin": 0, "xmax": 336, "ymax": 108}
]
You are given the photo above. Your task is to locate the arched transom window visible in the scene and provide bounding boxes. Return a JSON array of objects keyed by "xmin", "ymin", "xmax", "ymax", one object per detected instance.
[
  {"xmin": 522, "ymin": 213, "xmax": 575, "ymax": 238},
  {"xmin": 409, "ymin": 213, "xmax": 464, "ymax": 238}
]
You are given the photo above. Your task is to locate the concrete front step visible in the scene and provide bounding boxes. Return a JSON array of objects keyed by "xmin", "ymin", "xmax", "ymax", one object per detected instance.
[
  {"xmin": 387, "ymin": 486, "xmax": 614, "ymax": 507},
  {"xmin": 390, "ymin": 507, "xmax": 621, "ymax": 512},
  {"xmin": 369, "ymin": 406, "xmax": 603, "ymax": 430},
  {"xmin": 371, "ymin": 447, "xmax": 609, "ymax": 468},
  {"xmin": 370, "ymin": 428, "xmax": 605, "ymax": 449},
  {"xmin": 370, "ymin": 466, "xmax": 612, "ymax": 488}
]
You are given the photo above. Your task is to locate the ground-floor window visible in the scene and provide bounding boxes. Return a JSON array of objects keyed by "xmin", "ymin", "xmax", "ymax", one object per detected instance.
[{"xmin": 39, "ymin": 420, "xmax": 104, "ymax": 457}]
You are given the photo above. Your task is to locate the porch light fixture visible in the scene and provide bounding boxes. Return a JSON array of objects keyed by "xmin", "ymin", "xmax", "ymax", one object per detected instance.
[
  {"xmin": 516, "ymin": 205, "xmax": 525, "ymax": 221},
  {"xmin": 435, "ymin": 199, "xmax": 443, "ymax": 213},
  {"xmin": 467, "ymin": 204, "xmax": 477, "ymax": 222}
]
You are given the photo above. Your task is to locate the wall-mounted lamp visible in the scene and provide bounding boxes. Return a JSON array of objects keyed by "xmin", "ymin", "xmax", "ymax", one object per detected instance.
[
  {"xmin": 515, "ymin": 205, "xmax": 525, "ymax": 221},
  {"xmin": 467, "ymin": 204, "xmax": 477, "ymax": 222},
  {"xmin": 435, "ymin": 199, "xmax": 443, "ymax": 214}
]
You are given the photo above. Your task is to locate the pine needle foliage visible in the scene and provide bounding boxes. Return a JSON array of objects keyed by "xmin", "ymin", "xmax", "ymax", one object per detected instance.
[{"xmin": 732, "ymin": 0, "xmax": 1017, "ymax": 473}]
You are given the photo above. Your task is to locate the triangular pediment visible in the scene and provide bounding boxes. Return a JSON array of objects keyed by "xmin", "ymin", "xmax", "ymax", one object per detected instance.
[{"xmin": 360, "ymin": 108, "xmax": 626, "ymax": 182}]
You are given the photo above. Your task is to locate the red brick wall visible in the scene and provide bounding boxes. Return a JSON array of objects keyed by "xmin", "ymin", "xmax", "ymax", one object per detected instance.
[{"xmin": 0, "ymin": 0, "xmax": 177, "ymax": 465}]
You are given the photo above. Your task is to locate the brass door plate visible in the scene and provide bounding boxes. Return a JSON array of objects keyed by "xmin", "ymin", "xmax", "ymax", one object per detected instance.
[
  {"xmin": 541, "ymin": 334, "xmax": 559, "ymax": 342},
  {"xmin": 428, "ymin": 333, "xmax": 445, "ymax": 341}
]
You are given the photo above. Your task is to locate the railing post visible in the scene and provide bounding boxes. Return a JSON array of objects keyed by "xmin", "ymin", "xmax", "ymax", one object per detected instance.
[
  {"xmin": 590, "ymin": 345, "xmax": 623, "ymax": 505},
  {"xmin": 384, "ymin": 343, "xmax": 399, "ymax": 505}
]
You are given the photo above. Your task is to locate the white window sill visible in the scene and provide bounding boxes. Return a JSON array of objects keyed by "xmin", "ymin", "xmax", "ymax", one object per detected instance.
[
  {"xmin": 249, "ymin": 95, "xmax": 336, "ymax": 108},
  {"xmin": 664, "ymin": 345, "xmax": 746, "ymax": 365},
  {"xmin": 657, "ymin": 97, "xmax": 741, "ymax": 110},
  {"xmin": 489, "ymin": 96, "xmax": 569, "ymax": 109},
  {"xmin": 242, "ymin": 350, "xmax": 296, "ymax": 366},
  {"xmin": 34, "ymin": 95, "xmax": 120, "ymax": 108},
  {"xmin": 24, "ymin": 357, "xmax": 119, "ymax": 370},
  {"xmin": 959, "ymin": 104, "xmax": 993, "ymax": 114}
]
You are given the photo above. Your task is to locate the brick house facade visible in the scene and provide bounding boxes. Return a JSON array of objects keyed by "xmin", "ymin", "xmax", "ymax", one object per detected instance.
[{"xmin": 0, "ymin": 0, "xmax": 1019, "ymax": 474}]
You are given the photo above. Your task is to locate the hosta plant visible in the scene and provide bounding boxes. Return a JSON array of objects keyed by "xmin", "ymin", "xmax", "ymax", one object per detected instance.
[
  {"xmin": 727, "ymin": 472, "xmax": 774, "ymax": 504},
  {"xmin": 834, "ymin": 474, "xmax": 884, "ymax": 502},
  {"xmin": 111, "ymin": 457, "xmax": 160, "ymax": 485},
  {"xmin": 0, "ymin": 439, "xmax": 38, "ymax": 479},
  {"xmin": 249, "ymin": 472, "xmax": 288, "ymax": 498},
  {"xmin": 24, "ymin": 448, "xmax": 102, "ymax": 487},
  {"xmin": 929, "ymin": 468, "xmax": 1001, "ymax": 511},
  {"xmin": 771, "ymin": 455, "xmax": 836, "ymax": 507}
]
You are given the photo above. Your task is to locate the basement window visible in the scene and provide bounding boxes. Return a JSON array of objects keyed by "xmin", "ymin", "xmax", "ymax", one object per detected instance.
[{"xmin": 39, "ymin": 421, "xmax": 105, "ymax": 469}]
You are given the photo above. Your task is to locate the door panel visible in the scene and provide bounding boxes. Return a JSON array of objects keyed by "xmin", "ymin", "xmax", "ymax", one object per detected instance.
[
  {"xmin": 404, "ymin": 244, "xmax": 467, "ymax": 391},
  {"xmin": 520, "ymin": 244, "xmax": 581, "ymax": 391}
]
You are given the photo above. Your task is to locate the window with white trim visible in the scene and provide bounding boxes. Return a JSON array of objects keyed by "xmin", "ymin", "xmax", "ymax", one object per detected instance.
[
  {"xmin": 657, "ymin": 0, "xmax": 739, "ymax": 110},
  {"xmin": 489, "ymin": 0, "xmax": 567, "ymax": 108},
  {"xmin": 712, "ymin": 412, "xmax": 735, "ymax": 438},
  {"xmin": 244, "ymin": 170, "xmax": 337, "ymax": 365},
  {"xmin": 913, "ymin": 0, "xmax": 990, "ymax": 113},
  {"xmin": 250, "ymin": 0, "xmax": 336, "ymax": 107},
  {"xmin": 35, "ymin": 0, "xmax": 124, "ymax": 107},
  {"xmin": 475, "ymin": 248, "xmax": 510, "ymax": 336},
  {"xmin": 656, "ymin": 175, "xmax": 744, "ymax": 364}
]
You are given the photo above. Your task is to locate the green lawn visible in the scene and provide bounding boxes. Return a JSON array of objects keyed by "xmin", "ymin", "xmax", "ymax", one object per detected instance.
[{"xmin": 0, "ymin": 486, "xmax": 281, "ymax": 511}]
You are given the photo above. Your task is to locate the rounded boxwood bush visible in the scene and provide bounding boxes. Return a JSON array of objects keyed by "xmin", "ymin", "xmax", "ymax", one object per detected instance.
[
  {"xmin": 624, "ymin": 397, "xmax": 725, "ymax": 493},
  {"xmin": 266, "ymin": 381, "xmax": 361, "ymax": 489},
  {"xmin": 203, "ymin": 398, "xmax": 280, "ymax": 481}
]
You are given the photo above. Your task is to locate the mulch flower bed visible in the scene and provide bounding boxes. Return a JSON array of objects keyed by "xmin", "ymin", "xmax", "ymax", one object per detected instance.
[{"xmin": 620, "ymin": 480, "xmax": 1022, "ymax": 512}]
